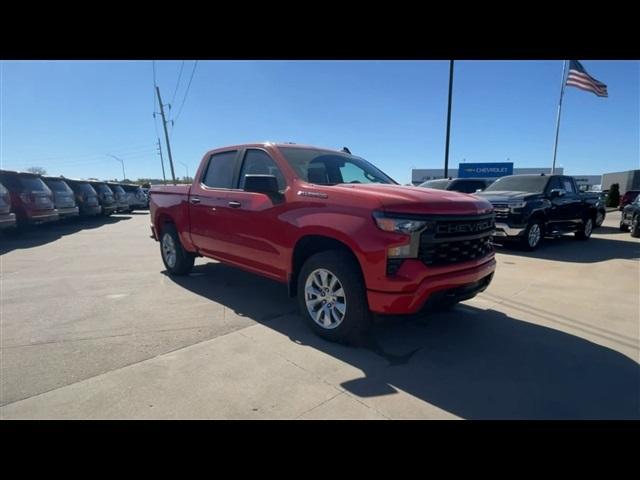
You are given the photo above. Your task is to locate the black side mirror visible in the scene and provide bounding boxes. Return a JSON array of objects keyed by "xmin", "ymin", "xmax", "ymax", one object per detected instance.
[
  {"xmin": 244, "ymin": 174, "xmax": 282, "ymax": 203},
  {"xmin": 549, "ymin": 188, "xmax": 565, "ymax": 198}
]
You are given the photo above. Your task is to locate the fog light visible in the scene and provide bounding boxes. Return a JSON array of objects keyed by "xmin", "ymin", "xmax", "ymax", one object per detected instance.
[{"xmin": 388, "ymin": 244, "xmax": 412, "ymax": 258}]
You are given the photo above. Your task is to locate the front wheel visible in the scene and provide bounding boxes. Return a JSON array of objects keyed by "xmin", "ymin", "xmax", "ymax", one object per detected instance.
[
  {"xmin": 575, "ymin": 216, "xmax": 593, "ymax": 240},
  {"xmin": 297, "ymin": 250, "xmax": 371, "ymax": 344},
  {"xmin": 595, "ymin": 210, "xmax": 605, "ymax": 227},
  {"xmin": 631, "ymin": 215, "xmax": 640, "ymax": 238},
  {"xmin": 160, "ymin": 224, "xmax": 195, "ymax": 275},
  {"xmin": 521, "ymin": 219, "xmax": 543, "ymax": 251}
]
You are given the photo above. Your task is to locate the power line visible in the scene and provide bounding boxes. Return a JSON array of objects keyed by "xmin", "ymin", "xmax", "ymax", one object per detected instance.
[
  {"xmin": 170, "ymin": 61, "xmax": 185, "ymax": 107},
  {"xmin": 170, "ymin": 60, "xmax": 198, "ymax": 136}
]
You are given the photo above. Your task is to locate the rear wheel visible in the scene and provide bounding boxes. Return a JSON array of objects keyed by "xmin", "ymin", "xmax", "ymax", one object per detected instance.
[
  {"xmin": 297, "ymin": 250, "xmax": 370, "ymax": 344},
  {"xmin": 575, "ymin": 216, "xmax": 593, "ymax": 240},
  {"xmin": 521, "ymin": 218, "xmax": 543, "ymax": 251},
  {"xmin": 619, "ymin": 221, "xmax": 630, "ymax": 232},
  {"xmin": 631, "ymin": 215, "xmax": 640, "ymax": 238},
  {"xmin": 160, "ymin": 224, "xmax": 195, "ymax": 275},
  {"xmin": 595, "ymin": 210, "xmax": 605, "ymax": 227}
]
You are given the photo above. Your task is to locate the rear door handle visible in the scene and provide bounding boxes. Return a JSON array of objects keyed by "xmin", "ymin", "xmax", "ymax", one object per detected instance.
[
  {"xmin": 228, "ymin": 201, "xmax": 242, "ymax": 208},
  {"xmin": 190, "ymin": 196, "xmax": 201, "ymax": 204}
]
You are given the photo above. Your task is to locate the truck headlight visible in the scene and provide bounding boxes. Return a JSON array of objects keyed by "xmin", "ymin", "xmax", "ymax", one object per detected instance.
[
  {"xmin": 373, "ymin": 212, "xmax": 431, "ymax": 234},
  {"xmin": 509, "ymin": 201, "xmax": 527, "ymax": 211}
]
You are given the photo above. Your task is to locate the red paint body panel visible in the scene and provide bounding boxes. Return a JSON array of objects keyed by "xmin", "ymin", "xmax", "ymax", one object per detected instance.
[{"xmin": 149, "ymin": 143, "xmax": 496, "ymax": 314}]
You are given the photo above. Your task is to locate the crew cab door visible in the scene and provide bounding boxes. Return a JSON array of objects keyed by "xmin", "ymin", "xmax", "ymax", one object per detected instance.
[
  {"xmin": 188, "ymin": 150, "xmax": 240, "ymax": 257},
  {"xmin": 559, "ymin": 176, "xmax": 583, "ymax": 223},
  {"xmin": 217, "ymin": 148, "xmax": 289, "ymax": 282}
]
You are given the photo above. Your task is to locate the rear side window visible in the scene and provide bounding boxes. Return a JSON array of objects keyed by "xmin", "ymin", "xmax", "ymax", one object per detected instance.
[
  {"xmin": 238, "ymin": 149, "xmax": 286, "ymax": 191},
  {"xmin": 0, "ymin": 182, "xmax": 7, "ymax": 195},
  {"xmin": 202, "ymin": 151, "xmax": 238, "ymax": 189}
]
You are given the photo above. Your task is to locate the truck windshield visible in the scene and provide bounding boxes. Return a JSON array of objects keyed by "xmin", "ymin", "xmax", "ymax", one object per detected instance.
[
  {"xmin": 279, "ymin": 147, "xmax": 396, "ymax": 185},
  {"xmin": 420, "ymin": 179, "xmax": 450, "ymax": 189},
  {"xmin": 485, "ymin": 176, "xmax": 549, "ymax": 193}
]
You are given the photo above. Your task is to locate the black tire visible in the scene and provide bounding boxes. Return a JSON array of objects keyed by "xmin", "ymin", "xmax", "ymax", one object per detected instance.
[
  {"xmin": 520, "ymin": 218, "xmax": 543, "ymax": 251},
  {"xmin": 619, "ymin": 221, "xmax": 630, "ymax": 232},
  {"xmin": 575, "ymin": 216, "xmax": 594, "ymax": 240},
  {"xmin": 631, "ymin": 215, "xmax": 640, "ymax": 238},
  {"xmin": 297, "ymin": 250, "xmax": 371, "ymax": 344},
  {"xmin": 159, "ymin": 223, "xmax": 195, "ymax": 275},
  {"xmin": 595, "ymin": 209, "xmax": 605, "ymax": 228}
]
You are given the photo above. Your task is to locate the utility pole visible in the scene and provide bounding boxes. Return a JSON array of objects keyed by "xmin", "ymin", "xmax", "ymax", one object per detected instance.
[
  {"xmin": 107, "ymin": 154, "xmax": 126, "ymax": 181},
  {"xmin": 155, "ymin": 86, "xmax": 176, "ymax": 184},
  {"xmin": 444, "ymin": 60, "xmax": 455, "ymax": 179},
  {"xmin": 156, "ymin": 138, "xmax": 167, "ymax": 185}
]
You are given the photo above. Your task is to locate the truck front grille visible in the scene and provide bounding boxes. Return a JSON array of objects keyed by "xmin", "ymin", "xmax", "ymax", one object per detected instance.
[
  {"xmin": 491, "ymin": 204, "xmax": 510, "ymax": 219},
  {"xmin": 418, "ymin": 214, "xmax": 494, "ymax": 267}
]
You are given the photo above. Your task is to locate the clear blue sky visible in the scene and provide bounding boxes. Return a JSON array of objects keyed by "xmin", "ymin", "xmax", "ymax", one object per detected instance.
[{"xmin": 1, "ymin": 60, "xmax": 638, "ymax": 184}]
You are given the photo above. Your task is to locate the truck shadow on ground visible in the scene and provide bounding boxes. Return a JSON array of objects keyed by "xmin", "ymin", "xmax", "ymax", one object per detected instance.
[
  {"xmin": 0, "ymin": 215, "xmax": 132, "ymax": 255},
  {"xmin": 494, "ymin": 235, "xmax": 639, "ymax": 263},
  {"xmin": 166, "ymin": 262, "xmax": 640, "ymax": 420}
]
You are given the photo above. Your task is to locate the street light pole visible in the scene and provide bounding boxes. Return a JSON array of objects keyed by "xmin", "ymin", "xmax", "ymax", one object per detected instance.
[
  {"xmin": 178, "ymin": 161, "xmax": 189, "ymax": 182},
  {"xmin": 107, "ymin": 154, "xmax": 126, "ymax": 181}
]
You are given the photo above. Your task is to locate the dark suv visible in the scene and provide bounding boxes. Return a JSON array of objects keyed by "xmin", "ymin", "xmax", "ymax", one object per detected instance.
[
  {"xmin": 42, "ymin": 176, "xmax": 79, "ymax": 220},
  {"xmin": 121, "ymin": 184, "xmax": 147, "ymax": 211},
  {"xmin": 620, "ymin": 194, "xmax": 640, "ymax": 237},
  {"xmin": 0, "ymin": 181, "xmax": 17, "ymax": 230},
  {"xmin": 107, "ymin": 183, "xmax": 130, "ymax": 212},
  {"xmin": 0, "ymin": 170, "xmax": 59, "ymax": 227},
  {"xmin": 475, "ymin": 174, "xmax": 598, "ymax": 250},
  {"xmin": 89, "ymin": 181, "xmax": 117, "ymax": 216},
  {"xmin": 419, "ymin": 178, "xmax": 493, "ymax": 193},
  {"xmin": 64, "ymin": 179, "xmax": 102, "ymax": 217},
  {"xmin": 619, "ymin": 190, "xmax": 640, "ymax": 210}
]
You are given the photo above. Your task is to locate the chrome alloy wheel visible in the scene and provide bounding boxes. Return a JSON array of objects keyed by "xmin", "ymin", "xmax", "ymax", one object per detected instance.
[
  {"xmin": 161, "ymin": 233, "xmax": 177, "ymax": 268},
  {"xmin": 528, "ymin": 223, "xmax": 541, "ymax": 248},
  {"xmin": 304, "ymin": 268, "xmax": 347, "ymax": 329}
]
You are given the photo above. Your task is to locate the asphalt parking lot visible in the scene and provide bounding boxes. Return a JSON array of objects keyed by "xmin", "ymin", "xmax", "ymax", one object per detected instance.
[{"xmin": 1, "ymin": 211, "xmax": 638, "ymax": 419}]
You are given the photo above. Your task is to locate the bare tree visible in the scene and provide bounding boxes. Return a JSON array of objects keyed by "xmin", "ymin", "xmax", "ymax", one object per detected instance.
[{"xmin": 26, "ymin": 166, "xmax": 47, "ymax": 175}]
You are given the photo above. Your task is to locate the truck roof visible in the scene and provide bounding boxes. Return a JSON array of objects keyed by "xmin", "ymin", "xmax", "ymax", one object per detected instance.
[{"xmin": 205, "ymin": 142, "xmax": 348, "ymax": 155}]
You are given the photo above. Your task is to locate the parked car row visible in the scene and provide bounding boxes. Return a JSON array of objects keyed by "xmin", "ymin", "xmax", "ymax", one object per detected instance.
[{"xmin": 0, "ymin": 169, "xmax": 148, "ymax": 232}]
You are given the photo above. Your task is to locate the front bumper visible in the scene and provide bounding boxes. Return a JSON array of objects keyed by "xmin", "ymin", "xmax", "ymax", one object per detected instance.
[
  {"xmin": 0, "ymin": 212, "xmax": 17, "ymax": 229},
  {"xmin": 492, "ymin": 222, "xmax": 526, "ymax": 238},
  {"xmin": 57, "ymin": 206, "xmax": 79, "ymax": 218},
  {"xmin": 367, "ymin": 257, "xmax": 496, "ymax": 314}
]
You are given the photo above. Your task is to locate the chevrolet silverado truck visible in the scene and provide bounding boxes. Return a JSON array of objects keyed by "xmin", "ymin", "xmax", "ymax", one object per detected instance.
[
  {"xmin": 149, "ymin": 143, "xmax": 496, "ymax": 343},
  {"xmin": 475, "ymin": 174, "xmax": 598, "ymax": 250}
]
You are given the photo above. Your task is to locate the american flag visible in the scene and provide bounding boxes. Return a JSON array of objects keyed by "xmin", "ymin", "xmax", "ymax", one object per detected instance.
[{"xmin": 565, "ymin": 60, "xmax": 608, "ymax": 97}]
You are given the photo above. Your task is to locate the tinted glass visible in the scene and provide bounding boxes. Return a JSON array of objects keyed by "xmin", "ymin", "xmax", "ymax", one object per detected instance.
[
  {"xmin": 279, "ymin": 147, "xmax": 395, "ymax": 185},
  {"xmin": 72, "ymin": 182, "xmax": 97, "ymax": 195},
  {"xmin": 546, "ymin": 177, "xmax": 563, "ymax": 191},
  {"xmin": 19, "ymin": 176, "xmax": 51, "ymax": 192},
  {"xmin": 239, "ymin": 149, "xmax": 285, "ymax": 191},
  {"xmin": 561, "ymin": 178, "xmax": 575, "ymax": 193},
  {"xmin": 110, "ymin": 185, "xmax": 125, "ymax": 194},
  {"xmin": 202, "ymin": 151, "xmax": 238, "ymax": 189},
  {"xmin": 0, "ymin": 182, "xmax": 7, "ymax": 195},
  {"xmin": 485, "ymin": 176, "xmax": 549, "ymax": 193},
  {"xmin": 93, "ymin": 184, "xmax": 113, "ymax": 195},
  {"xmin": 419, "ymin": 180, "xmax": 451, "ymax": 189},
  {"xmin": 46, "ymin": 179, "xmax": 73, "ymax": 193}
]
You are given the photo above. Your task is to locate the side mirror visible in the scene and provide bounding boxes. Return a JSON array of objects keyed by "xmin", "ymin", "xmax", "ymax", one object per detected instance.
[
  {"xmin": 244, "ymin": 174, "xmax": 282, "ymax": 203},
  {"xmin": 549, "ymin": 188, "xmax": 565, "ymax": 198}
]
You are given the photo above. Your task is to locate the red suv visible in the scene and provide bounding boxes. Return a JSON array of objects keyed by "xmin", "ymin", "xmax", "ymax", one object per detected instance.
[{"xmin": 0, "ymin": 170, "xmax": 59, "ymax": 227}]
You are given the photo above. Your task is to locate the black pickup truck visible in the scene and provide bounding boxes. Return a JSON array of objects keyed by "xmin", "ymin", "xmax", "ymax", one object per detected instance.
[{"xmin": 475, "ymin": 174, "xmax": 598, "ymax": 250}]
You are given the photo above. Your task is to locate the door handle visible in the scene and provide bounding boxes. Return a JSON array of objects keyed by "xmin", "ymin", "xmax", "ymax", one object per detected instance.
[
  {"xmin": 228, "ymin": 201, "xmax": 242, "ymax": 208},
  {"xmin": 190, "ymin": 196, "xmax": 201, "ymax": 204}
]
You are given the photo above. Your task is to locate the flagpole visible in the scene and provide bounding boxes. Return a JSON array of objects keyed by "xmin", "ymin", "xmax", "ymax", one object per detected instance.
[{"xmin": 551, "ymin": 60, "xmax": 569, "ymax": 174}]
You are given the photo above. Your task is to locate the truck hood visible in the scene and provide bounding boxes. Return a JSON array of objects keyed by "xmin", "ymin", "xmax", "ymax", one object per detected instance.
[
  {"xmin": 474, "ymin": 191, "xmax": 541, "ymax": 203},
  {"xmin": 332, "ymin": 183, "xmax": 494, "ymax": 215}
]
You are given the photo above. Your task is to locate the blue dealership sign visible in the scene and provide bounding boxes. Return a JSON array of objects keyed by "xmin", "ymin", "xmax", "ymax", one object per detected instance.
[{"xmin": 458, "ymin": 162, "xmax": 513, "ymax": 178}]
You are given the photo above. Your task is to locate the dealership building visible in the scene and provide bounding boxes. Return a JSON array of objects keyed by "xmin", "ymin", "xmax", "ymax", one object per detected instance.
[{"xmin": 411, "ymin": 162, "xmax": 608, "ymax": 191}]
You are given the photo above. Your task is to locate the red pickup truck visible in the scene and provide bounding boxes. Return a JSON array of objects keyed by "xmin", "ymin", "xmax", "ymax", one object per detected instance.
[{"xmin": 150, "ymin": 143, "xmax": 496, "ymax": 343}]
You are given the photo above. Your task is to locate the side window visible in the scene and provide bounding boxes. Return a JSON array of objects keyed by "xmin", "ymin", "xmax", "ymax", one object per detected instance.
[
  {"xmin": 202, "ymin": 151, "xmax": 238, "ymax": 189},
  {"xmin": 562, "ymin": 178, "xmax": 576, "ymax": 194},
  {"xmin": 238, "ymin": 149, "xmax": 286, "ymax": 191}
]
